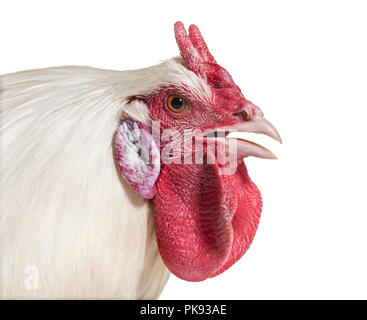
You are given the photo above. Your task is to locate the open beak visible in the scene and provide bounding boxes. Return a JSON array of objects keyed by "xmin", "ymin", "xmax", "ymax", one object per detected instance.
[{"xmin": 203, "ymin": 117, "xmax": 282, "ymax": 160}]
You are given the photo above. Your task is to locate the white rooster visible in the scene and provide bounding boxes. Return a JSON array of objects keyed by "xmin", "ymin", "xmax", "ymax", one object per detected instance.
[{"xmin": 0, "ymin": 22, "xmax": 280, "ymax": 299}]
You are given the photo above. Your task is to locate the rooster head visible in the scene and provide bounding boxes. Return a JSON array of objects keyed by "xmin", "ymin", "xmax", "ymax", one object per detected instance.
[{"xmin": 114, "ymin": 22, "xmax": 281, "ymax": 281}]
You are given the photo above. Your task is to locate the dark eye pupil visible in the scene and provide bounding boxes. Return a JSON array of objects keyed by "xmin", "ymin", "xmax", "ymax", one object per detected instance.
[{"xmin": 171, "ymin": 97, "xmax": 183, "ymax": 109}]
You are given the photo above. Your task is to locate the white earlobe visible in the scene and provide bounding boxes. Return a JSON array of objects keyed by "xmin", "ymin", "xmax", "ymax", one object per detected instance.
[{"xmin": 114, "ymin": 119, "xmax": 160, "ymax": 199}]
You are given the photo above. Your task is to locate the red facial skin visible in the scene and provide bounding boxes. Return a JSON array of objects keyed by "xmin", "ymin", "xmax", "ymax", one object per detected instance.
[
  {"xmin": 142, "ymin": 80, "xmax": 262, "ymax": 281},
  {"xmin": 140, "ymin": 22, "xmax": 264, "ymax": 281}
]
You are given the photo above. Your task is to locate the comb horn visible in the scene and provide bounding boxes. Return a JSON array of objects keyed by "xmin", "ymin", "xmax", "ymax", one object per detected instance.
[
  {"xmin": 174, "ymin": 22, "xmax": 203, "ymax": 74},
  {"xmin": 174, "ymin": 21, "xmax": 238, "ymax": 90},
  {"xmin": 188, "ymin": 24, "xmax": 216, "ymax": 64}
]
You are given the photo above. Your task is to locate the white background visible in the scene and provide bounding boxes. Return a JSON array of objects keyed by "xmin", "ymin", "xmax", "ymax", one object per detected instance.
[{"xmin": 1, "ymin": 0, "xmax": 366, "ymax": 299}]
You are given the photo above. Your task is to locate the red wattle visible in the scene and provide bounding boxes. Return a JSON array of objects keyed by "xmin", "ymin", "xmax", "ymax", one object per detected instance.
[{"xmin": 153, "ymin": 156, "xmax": 262, "ymax": 281}]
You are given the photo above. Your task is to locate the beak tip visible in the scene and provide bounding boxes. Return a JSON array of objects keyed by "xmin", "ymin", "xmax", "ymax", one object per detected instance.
[
  {"xmin": 269, "ymin": 153, "xmax": 278, "ymax": 160},
  {"xmin": 272, "ymin": 126, "xmax": 282, "ymax": 144}
]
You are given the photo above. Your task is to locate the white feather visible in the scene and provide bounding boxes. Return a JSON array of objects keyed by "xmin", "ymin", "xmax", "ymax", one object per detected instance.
[{"xmin": 0, "ymin": 58, "xmax": 211, "ymax": 299}]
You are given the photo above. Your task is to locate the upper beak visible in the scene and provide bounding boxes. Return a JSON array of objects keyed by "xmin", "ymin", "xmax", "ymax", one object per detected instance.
[
  {"xmin": 227, "ymin": 117, "xmax": 282, "ymax": 159},
  {"xmin": 203, "ymin": 117, "xmax": 282, "ymax": 160},
  {"xmin": 230, "ymin": 117, "xmax": 282, "ymax": 144}
]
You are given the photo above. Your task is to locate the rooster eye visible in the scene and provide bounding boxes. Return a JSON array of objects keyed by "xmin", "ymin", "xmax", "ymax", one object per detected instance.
[{"xmin": 166, "ymin": 95, "xmax": 188, "ymax": 114}]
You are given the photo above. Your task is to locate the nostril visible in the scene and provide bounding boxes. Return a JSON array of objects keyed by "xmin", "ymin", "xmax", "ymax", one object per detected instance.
[{"xmin": 233, "ymin": 111, "xmax": 250, "ymax": 122}]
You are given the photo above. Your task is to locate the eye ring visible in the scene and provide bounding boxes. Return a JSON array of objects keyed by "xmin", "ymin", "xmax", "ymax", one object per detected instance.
[{"xmin": 166, "ymin": 95, "xmax": 189, "ymax": 114}]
